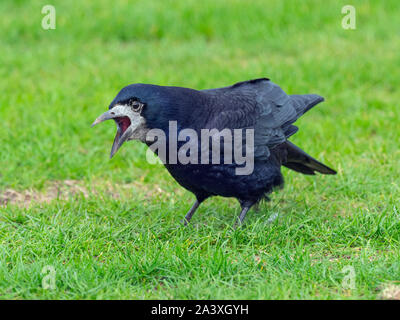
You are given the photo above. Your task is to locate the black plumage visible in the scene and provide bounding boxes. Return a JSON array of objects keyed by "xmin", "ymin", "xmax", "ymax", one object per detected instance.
[{"xmin": 94, "ymin": 78, "xmax": 336, "ymax": 226}]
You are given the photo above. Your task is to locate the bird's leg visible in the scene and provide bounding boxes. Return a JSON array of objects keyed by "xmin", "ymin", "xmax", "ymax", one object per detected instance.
[
  {"xmin": 182, "ymin": 200, "xmax": 200, "ymax": 226},
  {"xmin": 234, "ymin": 206, "xmax": 250, "ymax": 229},
  {"xmin": 234, "ymin": 200, "xmax": 256, "ymax": 229}
]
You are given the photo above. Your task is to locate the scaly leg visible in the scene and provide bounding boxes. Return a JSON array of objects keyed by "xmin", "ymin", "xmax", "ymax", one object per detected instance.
[
  {"xmin": 234, "ymin": 206, "xmax": 250, "ymax": 229},
  {"xmin": 234, "ymin": 200, "xmax": 256, "ymax": 229},
  {"xmin": 182, "ymin": 200, "xmax": 200, "ymax": 226}
]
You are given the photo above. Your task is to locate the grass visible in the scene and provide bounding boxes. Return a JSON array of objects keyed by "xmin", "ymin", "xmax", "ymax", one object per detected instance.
[{"xmin": 0, "ymin": 0, "xmax": 399, "ymax": 299}]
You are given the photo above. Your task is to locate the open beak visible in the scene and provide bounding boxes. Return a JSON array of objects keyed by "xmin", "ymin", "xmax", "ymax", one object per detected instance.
[
  {"xmin": 91, "ymin": 110, "xmax": 115, "ymax": 128},
  {"xmin": 92, "ymin": 110, "xmax": 132, "ymax": 158}
]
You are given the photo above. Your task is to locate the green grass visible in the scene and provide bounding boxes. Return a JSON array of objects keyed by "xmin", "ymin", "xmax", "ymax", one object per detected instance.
[{"xmin": 0, "ymin": 0, "xmax": 399, "ymax": 299}]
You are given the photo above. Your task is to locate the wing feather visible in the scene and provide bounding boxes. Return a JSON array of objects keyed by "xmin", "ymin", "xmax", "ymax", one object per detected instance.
[{"xmin": 201, "ymin": 79, "xmax": 323, "ymax": 161}]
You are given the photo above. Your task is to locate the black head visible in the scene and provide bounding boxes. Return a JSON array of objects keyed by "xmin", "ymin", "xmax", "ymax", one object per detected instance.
[
  {"xmin": 92, "ymin": 83, "xmax": 201, "ymax": 158},
  {"xmin": 92, "ymin": 84, "xmax": 165, "ymax": 158}
]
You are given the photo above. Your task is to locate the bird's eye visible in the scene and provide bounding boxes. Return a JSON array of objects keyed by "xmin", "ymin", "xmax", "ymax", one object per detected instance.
[{"xmin": 128, "ymin": 99, "xmax": 143, "ymax": 112}]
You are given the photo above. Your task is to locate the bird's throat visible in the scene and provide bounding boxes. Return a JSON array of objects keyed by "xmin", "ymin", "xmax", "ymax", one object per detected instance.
[{"xmin": 114, "ymin": 116, "xmax": 131, "ymax": 135}]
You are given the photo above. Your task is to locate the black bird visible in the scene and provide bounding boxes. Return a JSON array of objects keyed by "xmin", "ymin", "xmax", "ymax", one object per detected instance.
[{"xmin": 92, "ymin": 78, "xmax": 336, "ymax": 226}]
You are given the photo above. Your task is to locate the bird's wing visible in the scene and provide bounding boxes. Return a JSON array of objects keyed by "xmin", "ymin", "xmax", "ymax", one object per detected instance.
[{"xmin": 202, "ymin": 78, "xmax": 324, "ymax": 161}]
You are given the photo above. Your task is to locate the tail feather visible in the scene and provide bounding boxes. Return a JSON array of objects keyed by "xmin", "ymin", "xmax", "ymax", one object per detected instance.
[
  {"xmin": 282, "ymin": 141, "xmax": 336, "ymax": 175},
  {"xmin": 291, "ymin": 94, "xmax": 325, "ymax": 116},
  {"xmin": 280, "ymin": 94, "xmax": 335, "ymax": 175}
]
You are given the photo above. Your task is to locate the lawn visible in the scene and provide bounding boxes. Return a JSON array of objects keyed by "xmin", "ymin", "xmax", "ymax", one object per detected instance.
[{"xmin": 0, "ymin": 0, "xmax": 399, "ymax": 299}]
